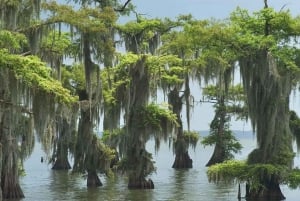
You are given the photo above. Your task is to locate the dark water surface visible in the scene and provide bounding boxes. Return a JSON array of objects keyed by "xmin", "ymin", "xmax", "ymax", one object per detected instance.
[{"xmin": 19, "ymin": 131, "xmax": 299, "ymax": 201}]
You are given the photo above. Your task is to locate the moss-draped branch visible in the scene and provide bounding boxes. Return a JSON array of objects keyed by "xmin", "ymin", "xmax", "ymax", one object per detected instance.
[{"xmin": 0, "ymin": 49, "xmax": 77, "ymax": 103}]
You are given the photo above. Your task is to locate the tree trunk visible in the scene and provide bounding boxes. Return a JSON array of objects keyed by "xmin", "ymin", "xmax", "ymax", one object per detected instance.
[
  {"xmin": 1, "ymin": 138, "xmax": 24, "ymax": 199},
  {"xmin": 128, "ymin": 177, "xmax": 154, "ymax": 189},
  {"xmin": 172, "ymin": 151, "xmax": 193, "ymax": 168},
  {"xmin": 52, "ymin": 120, "xmax": 72, "ymax": 170},
  {"xmin": 0, "ymin": 144, "xmax": 2, "ymax": 200},
  {"xmin": 172, "ymin": 130, "xmax": 193, "ymax": 168},
  {"xmin": 240, "ymin": 50, "xmax": 293, "ymax": 200},
  {"xmin": 206, "ymin": 97, "xmax": 226, "ymax": 167},
  {"xmin": 169, "ymin": 88, "xmax": 193, "ymax": 169},
  {"xmin": 73, "ymin": 106, "xmax": 92, "ymax": 170},
  {"xmin": 87, "ymin": 170, "xmax": 102, "ymax": 187},
  {"xmin": 205, "ymin": 143, "xmax": 225, "ymax": 167},
  {"xmin": 52, "ymin": 155, "xmax": 71, "ymax": 170},
  {"xmin": 2, "ymin": 173, "xmax": 24, "ymax": 199},
  {"xmin": 246, "ymin": 176, "xmax": 285, "ymax": 200},
  {"xmin": 125, "ymin": 57, "xmax": 155, "ymax": 188},
  {"xmin": 0, "ymin": 105, "xmax": 24, "ymax": 199}
]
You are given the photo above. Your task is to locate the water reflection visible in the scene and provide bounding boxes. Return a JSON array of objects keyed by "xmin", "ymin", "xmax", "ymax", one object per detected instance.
[
  {"xmin": 169, "ymin": 169, "xmax": 187, "ymax": 200},
  {"xmin": 17, "ymin": 132, "xmax": 299, "ymax": 201}
]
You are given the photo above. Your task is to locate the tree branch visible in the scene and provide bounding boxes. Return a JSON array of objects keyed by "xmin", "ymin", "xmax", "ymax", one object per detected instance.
[
  {"xmin": 114, "ymin": 0, "xmax": 132, "ymax": 12},
  {"xmin": 264, "ymin": 0, "xmax": 268, "ymax": 8}
]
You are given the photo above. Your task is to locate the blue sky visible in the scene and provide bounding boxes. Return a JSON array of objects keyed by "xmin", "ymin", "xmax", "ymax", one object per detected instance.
[
  {"xmin": 127, "ymin": 0, "xmax": 300, "ymax": 131},
  {"xmin": 133, "ymin": 0, "xmax": 300, "ymax": 20}
]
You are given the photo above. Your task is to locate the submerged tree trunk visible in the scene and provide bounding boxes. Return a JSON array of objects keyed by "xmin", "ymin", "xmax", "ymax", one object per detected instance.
[
  {"xmin": 52, "ymin": 145, "xmax": 71, "ymax": 170},
  {"xmin": 125, "ymin": 57, "xmax": 155, "ymax": 189},
  {"xmin": 0, "ymin": 72, "xmax": 24, "ymax": 199},
  {"xmin": 87, "ymin": 170, "xmax": 102, "ymax": 187},
  {"xmin": 206, "ymin": 143, "xmax": 225, "ymax": 167},
  {"xmin": 169, "ymin": 88, "xmax": 193, "ymax": 169},
  {"xmin": 246, "ymin": 176, "xmax": 285, "ymax": 200},
  {"xmin": 172, "ymin": 128, "xmax": 193, "ymax": 168},
  {"xmin": 240, "ymin": 50, "xmax": 293, "ymax": 200},
  {"xmin": 128, "ymin": 177, "xmax": 154, "ymax": 189},
  {"xmin": 206, "ymin": 96, "xmax": 226, "ymax": 167},
  {"xmin": 74, "ymin": 104, "xmax": 104, "ymax": 188},
  {"xmin": 126, "ymin": 142, "xmax": 155, "ymax": 189},
  {"xmin": 1, "ymin": 137, "xmax": 24, "ymax": 199},
  {"xmin": 52, "ymin": 117, "xmax": 73, "ymax": 170},
  {"xmin": 126, "ymin": 145, "xmax": 155, "ymax": 189},
  {"xmin": 73, "ymin": 100, "xmax": 96, "ymax": 174},
  {"xmin": 172, "ymin": 149, "xmax": 193, "ymax": 169}
]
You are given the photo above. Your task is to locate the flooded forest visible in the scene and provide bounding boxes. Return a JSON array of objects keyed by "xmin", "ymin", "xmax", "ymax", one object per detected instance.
[{"xmin": 1, "ymin": 0, "xmax": 300, "ymax": 200}]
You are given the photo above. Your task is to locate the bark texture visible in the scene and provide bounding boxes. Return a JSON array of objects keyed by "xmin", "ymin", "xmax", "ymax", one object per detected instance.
[
  {"xmin": 125, "ymin": 57, "xmax": 156, "ymax": 189},
  {"xmin": 240, "ymin": 50, "xmax": 293, "ymax": 200},
  {"xmin": 169, "ymin": 88, "xmax": 193, "ymax": 169},
  {"xmin": 87, "ymin": 170, "xmax": 102, "ymax": 187}
]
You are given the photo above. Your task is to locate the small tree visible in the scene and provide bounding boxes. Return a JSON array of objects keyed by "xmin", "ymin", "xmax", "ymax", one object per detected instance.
[{"xmin": 201, "ymin": 85, "xmax": 244, "ymax": 166}]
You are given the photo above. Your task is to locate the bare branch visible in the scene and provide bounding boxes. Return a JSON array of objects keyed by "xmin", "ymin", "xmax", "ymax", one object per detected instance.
[
  {"xmin": 114, "ymin": 0, "xmax": 132, "ymax": 12},
  {"xmin": 264, "ymin": 0, "xmax": 268, "ymax": 8}
]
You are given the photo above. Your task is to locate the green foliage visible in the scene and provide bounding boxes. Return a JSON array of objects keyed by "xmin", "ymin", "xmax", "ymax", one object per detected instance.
[
  {"xmin": 146, "ymin": 54, "xmax": 184, "ymax": 87},
  {"xmin": 207, "ymin": 160, "xmax": 247, "ymax": 183},
  {"xmin": 117, "ymin": 17, "xmax": 162, "ymax": 36},
  {"xmin": 230, "ymin": 7, "xmax": 300, "ymax": 73},
  {"xmin": 119, "ymin": 150, "xmax": 156, "ymax": 178},
  {"xmin": 117, "ymin": 17, "xmax": 165, "ymax": 53},
  {"xmin": 102, "ymin": 128, "xmax": 124, "ymax": 148},
  {"xmin": 203, "ymin": 84, "xmax": 245, "ymax": 102},
  {"xmin": 183, "ymin": 130, "xmax": 199, "ymax": 150},
  {"xmin": 201, "ymin": 85, "xmax": 243, "ymax": 162},
  {"xmin": 61, "ymin": 64, "xmax": 86, "ymax": 94},
  {"xmin": 42, "ymin": 1, "xmax": 116, "ymax": 33},
  {"xmin": 202, "ymin": 130, "xmax": 242, "ymax": 160},
  {"xmin": 289, "ymin": 110, "xmax": 300, "ymax": 135},
  {"xmin": 0, "ymin": 30, "xmax": 28, "ymax": 52},
  {"xmin": 287, "ymin": 168, "xmax": 300, "ymax": 189},
  {"xmin": 41, "ymin": 31, "xmax": 72, "ymax": 56},
  {"xmin": 246, "ymin": 164, "xmax": 286, "ymax": 191},
  {"xmin": 100, "ymin": 53, "xmax": 136, "ymax": 105},
  {"xmin": 208, "ymin": 160, "xmax": 300, "ymax": 190},
  {"xmin": 0, "ymin": 49, "xmax": 77, "ymax": 103},
  {"xmin": 289, "ymin": 110, "xmax": 300, "ymax": 152},
  {"xmin": 160, "ymin": 30, "xmax": 193, "ymax": 58},
  {"xmin": 137, "ymin": 103, "xmax": 178, "ymax": 130},
  {"xmin": 117, "ymin": 52, "xmax": 140, "ymax": 67},
  {"xmin": 161, "ymin": 74, "xmax": 184, "ymax": 85},
  {"xmin": 85, "ymin": 135, "xmax": 116, "ymax": 172}
]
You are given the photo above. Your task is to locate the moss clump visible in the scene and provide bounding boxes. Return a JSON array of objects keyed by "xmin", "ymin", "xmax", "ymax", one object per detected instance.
[{"xmin": 207, "ymin": 160, "xmax": 300, "ymax": 190}]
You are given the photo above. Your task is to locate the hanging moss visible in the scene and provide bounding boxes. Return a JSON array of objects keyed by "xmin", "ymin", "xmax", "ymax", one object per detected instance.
[
  {"xmin": 182, "ymin": 130, "xmax": 199, "ymax": 151},
  {"xmin": 207, "ymin": 160, "xmax": 300, "ymax": 190},
  {"xmin": 102, "ymin": 128, "xmax": 124, "ymax": 145},
  {"xmin": 226, "ymin": 6, "xmax": 300, "ymax": 199},
  {"xmin": 0, "ymin": 49, "xmax": 77, "ymax": 103},
  {"xmin": 137, "ymin": 103, "xmax": 178, "ymax": 132}
]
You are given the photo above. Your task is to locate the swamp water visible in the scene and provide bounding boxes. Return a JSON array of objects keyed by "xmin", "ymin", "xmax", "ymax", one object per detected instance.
[{"xmin": 19, "ymin": 131, "xmax": 299, "ymax": 201}]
